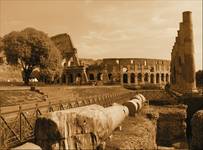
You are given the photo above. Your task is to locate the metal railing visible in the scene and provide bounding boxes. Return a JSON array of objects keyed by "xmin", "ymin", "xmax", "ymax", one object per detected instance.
[{"xmin": 0, "ymin": 91, "xmax": 134, "ymax": 149}]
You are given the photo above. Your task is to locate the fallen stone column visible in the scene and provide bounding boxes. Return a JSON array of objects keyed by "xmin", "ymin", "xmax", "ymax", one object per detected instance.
[
  {"xmin": 33, "ymin": 94, "xmax": 146, "ymax": 150},
  {"xmin": 34, "ymin": 104, "xmax": 129, "ymax": 149},
  {"xmin": 123, "ymin": 94, "xmax": 146, "ymax": 116}
]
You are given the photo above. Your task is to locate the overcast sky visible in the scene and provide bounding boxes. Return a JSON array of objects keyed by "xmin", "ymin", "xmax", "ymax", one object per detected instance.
[{"xmin": 0, "ymin": 0, "xmax": 202, "ymax": 70}]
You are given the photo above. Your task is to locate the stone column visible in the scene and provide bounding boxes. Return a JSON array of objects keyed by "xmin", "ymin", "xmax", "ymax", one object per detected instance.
[
  {"xmin": 135, "ymin": 74, "xmax": 138, "ymax": 85},
  {"xmin": 159, "ymin": 73, "xmax": 161, "ymax": 85},
  {"xmin": 182, "ymin": 11, "xmax": 197, "ymax": 93},
  {"xmin": 128, "ymin": 73, "xmax": 131, "ymax": 85}
]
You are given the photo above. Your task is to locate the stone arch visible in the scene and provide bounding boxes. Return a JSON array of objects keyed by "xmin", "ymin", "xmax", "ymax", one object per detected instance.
[
  {"xmin": 61, "ymin": 74, "xmax": 66, "ymax": 83},
  {"xmin": 156, "ymin": 73, "xmax": 160, "ymax": 83},
  {"xmin": 97, "ymin": 73, "xmax": 103, "ymax": 81},
  {"xmin": 138, "ymin": 73, "xmax": 142, "ymax": 82},
  {"xmin": 123, "ymin": 74, "xmax": 128, "ymax": 83},
  {"xmin": 89, "ymin": 73, "xmax": 94, "ymax": 80},
  {"xmin": 76, "ymin": 73, "xmax": 82, "ymax": 85},
  {"xmin": 130, "ymin": 73, "xmax": 135, "ymax": 83},
  {"xmin": 150, "ymin": 74, "xmax": 154, "ymax": 83},
  {"xmin": 68, "ymin": 74, "xmax": 73, "ymax": 84},
  {"xmin": 161, "ymin": 73, "xmax": 164, "ymax": 82},
  {"xmin": 166, "ymin": 73, "xmax": 169, "ymax": 82},
  {"xmin": 108, "ymin": 73, "xmax": 113, "ymax": 81},
  {"xmin": 144, "ymin": 73, "xmax": 149, "ymax": 82}
]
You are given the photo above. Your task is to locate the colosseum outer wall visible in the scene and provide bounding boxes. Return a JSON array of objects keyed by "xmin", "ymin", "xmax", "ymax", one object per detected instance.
[{"xmin": 85, "ymin": 58, "xmax": 170, "ymax": 87}]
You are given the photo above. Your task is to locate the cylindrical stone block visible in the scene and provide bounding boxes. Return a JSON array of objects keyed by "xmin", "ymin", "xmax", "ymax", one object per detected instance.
[
  {"xmin": 104, "ymin": 105, "xmax": 129, "ymax": 131},
  {"xmin": 123, "ymin": 100, "xmax": 139, "ymax": 116},
  {"xmin": 138, "ymin": 94, "xmax": 146, "ymax": 103}
]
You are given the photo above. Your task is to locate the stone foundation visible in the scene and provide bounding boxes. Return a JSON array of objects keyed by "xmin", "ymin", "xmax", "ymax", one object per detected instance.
[
  {"xmin": 155, "ymin": 105, "xmax": 187, "ymax": 148},
  {"xmin": 191, "ymin": 110, "xmax": 203, "ymax": 150}
]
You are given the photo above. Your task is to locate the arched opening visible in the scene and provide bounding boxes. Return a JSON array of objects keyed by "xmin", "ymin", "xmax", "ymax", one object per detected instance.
[
  {"xmin": 108, "ymin": 73, "xmax": 113, "ymax": 81},
  {"xmin": 123, "ymin": 74, "xmax": 128, "ymax": 83},
  {"xmin": 89, "ymin": 73, "xmax": 94, "ymax": 80},
  {"xmin": 68, "ymin": 74, "xmax": 73, "ymax": 84},
  {"xmin": 138, "ymin": 73, "xmax": 142, "ymax": 83},
  {"xmin": 161, "ymin": 73, "xmax": 164, "ymax": 82},
  {"xmin": 144, "ymin": 73, "xmax": 149, "ymax": 82},
  {"xmin": 76, "ymin": 73, "xmax": 82, "ymax": 85},
  {"xmin": 166, "ymin": 74, "xmax": 169, "ymax": 82},
  {"xmin": 150, "ymin": 74, "xmax": 154, "ymax": 83},
  {"xmin": 97, "ymin": 73, "xmax": 103, "ymax": 81},
  {"xmin": 130, "ymin": 73, "xmax": 135, "ymax": 83},
  {"xmin": 62, "ymin": 74, "xmax": 66, "ymax": 83},
  {"xmin": 156, "ymin": 73, "xmax": 160, "ymax": 83}
]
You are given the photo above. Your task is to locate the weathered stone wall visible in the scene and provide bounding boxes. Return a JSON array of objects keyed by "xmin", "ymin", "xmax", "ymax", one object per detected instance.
[
  {"xmin": 86, "ymin": 58, "xmax": 170, "ymax": 86},
  {"xmin": 154, "ymin": 105, "xmax": 187, "ymax": 148},
  {"xmin": 191, "ymin": 110, "xmax": 203, "ymax": 150}
]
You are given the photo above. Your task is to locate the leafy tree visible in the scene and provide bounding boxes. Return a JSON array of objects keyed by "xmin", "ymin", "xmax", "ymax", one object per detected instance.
[
  {"xmin": 3, "ymin": 28, "xmax": 62, "ymax": 85},
  {"xmin": 39, "ymin": 47, "xmax": 62, "ymax": 83}
]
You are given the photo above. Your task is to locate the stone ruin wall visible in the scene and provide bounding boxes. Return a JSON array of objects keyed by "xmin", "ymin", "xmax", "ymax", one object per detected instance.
[
  {"xmin": 85, "ymin": 58, "xmax": 170, "ymax": 87},
  {"xmin": 191, "ymin": 110, "xmax": 203, "ymax": 149},
  {"xmin": 170, "ymin": 11, "xmax": 197, "ymax": 94}
]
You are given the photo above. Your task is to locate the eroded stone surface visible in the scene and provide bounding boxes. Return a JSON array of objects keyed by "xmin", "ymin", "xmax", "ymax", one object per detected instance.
[{"xmin": 191, "ymin": 110, "xmax": 203, "ymax": 150}]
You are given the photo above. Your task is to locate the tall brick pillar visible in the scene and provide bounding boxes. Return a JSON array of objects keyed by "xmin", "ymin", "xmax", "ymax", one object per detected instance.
[
  {"xmin": 182, "ymin": 11, "xmax": 197, "ymax": 93},
  {"xmin": 170, "ymin": 11, "xmax": 197, "ymax": 94}
]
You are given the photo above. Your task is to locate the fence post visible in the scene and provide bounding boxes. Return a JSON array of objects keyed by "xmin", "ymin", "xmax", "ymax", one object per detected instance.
[
  {"xmin": 36, "ymin": 104, "xmax": 38, "ymax": 119},
  {"xmin": 19, "ymin": 105, "xmax": 22, "ymax": 142}
]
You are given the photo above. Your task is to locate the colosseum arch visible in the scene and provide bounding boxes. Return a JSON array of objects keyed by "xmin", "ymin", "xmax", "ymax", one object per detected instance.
[
  {"xmin": 161, "ymin": 73, "xmax": 165, "ymax": 82},
  {"xmin": 61, "ymin": 74, "xmax": 66, "ymax": 83},
  {"xmin": 144, "ymin": 73, "xmax": 149, "ymax": 82},
  {"xmin": 123, "ymin": 74, "xmax": 128, "ymax": 83},
  {"xmin": 156, "ymin": 73, "xmax": 160, "ymax": 83},
  {"xmin": 76, "ymin": 73, "xmax": 82, "ymax": 85},
  {"xmin": 89, "ymin": 73, "xmax": 94, "ymax": 80},
  {"xmin": 130, "ymin": 73, "xmax": 135, "ymax": 83},
  {"xmin": 68, "ymin": 74, "xmax": 73, "ymax": 84},
  {"xmin": 166, "ymin": 73, "xmax": 169, "ymax": 82},
  {"xmin": 108, "ymin": 73, "xmax": 113, "ymax": 81},
  {"xmin": 97, "ymin": 73, "xmax": 103, "ymax": 81},
  {"xmin": 138, "ymin": 73, "xmax": 142, "ymax": 83},
  {"xmin": 150, "ymin": 74, "xmax": 154, "ymax": 83}
]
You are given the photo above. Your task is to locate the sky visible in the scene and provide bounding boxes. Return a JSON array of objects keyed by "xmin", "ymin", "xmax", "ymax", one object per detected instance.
[{"xmin": 0, "ymin": 0, "xmax": 202, "ymax": 70}]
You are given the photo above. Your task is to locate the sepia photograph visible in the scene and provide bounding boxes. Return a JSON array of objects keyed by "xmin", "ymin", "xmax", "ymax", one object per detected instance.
[{"xmin": 0, "ymin": 0, "xmax": 202, "ymax": 149}]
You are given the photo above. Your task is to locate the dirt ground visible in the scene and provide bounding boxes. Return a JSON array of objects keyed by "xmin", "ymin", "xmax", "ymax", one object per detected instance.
[{"xmin": 105, "ymin": 106, "xmax": 159, "ymax": 149}]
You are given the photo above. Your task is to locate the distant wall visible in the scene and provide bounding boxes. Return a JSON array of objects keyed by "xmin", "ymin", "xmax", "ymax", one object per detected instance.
[{"xmin": 86, "ymin": 58, "xmax": 170, "ymax": 87}]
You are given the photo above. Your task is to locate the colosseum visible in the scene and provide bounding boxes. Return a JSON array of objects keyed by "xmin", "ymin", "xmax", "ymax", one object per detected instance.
[
  {"xmin": 51, "ymin": 33, "xmax": 170, "ymax": 88},
  {"xmin": 85, "ymin": 58, "xmax": 170, "ymax": 87}
]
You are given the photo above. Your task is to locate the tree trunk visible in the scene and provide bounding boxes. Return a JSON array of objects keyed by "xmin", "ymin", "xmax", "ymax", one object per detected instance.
[{"xmin": 23, "ymin": 68, "xmax": 33, "ymax": 85}]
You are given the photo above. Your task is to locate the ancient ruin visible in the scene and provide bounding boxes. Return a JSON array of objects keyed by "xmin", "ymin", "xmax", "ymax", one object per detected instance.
[
  {"xmin": 50, "ymin": 33, "xmax": 171, "ymax": 87},
  {"xmin": 0, "ymin": 9, "xmax": 203, "ymax": 150},
  {"xmin": 86, "ymin": 58, "xmax": 170, "ymax": 87},
  {"xmin": 170, "ymin": 11, "xmax": 197, "ymax": 94},
  {"xmin": 51, "ymin": 34, "xmax": 88, "ymax": 85}
]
